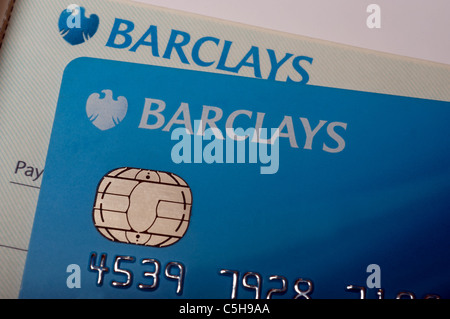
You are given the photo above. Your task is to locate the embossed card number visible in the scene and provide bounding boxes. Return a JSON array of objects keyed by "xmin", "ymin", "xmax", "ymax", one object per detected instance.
[{"xmin": 88, "ymin": 252, "xmax": 441, "ymax": 299}]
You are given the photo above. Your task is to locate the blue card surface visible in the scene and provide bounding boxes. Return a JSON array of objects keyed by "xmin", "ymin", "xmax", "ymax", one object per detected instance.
[{"xmin": 20, "ymin": 57, "xmax": 450, "ymax": 299}]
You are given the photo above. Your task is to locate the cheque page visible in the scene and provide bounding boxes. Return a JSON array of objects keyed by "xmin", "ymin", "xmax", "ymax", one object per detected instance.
[{"xmin": 0, "ymin": 0, "xmax": 449, "ymax": 298}]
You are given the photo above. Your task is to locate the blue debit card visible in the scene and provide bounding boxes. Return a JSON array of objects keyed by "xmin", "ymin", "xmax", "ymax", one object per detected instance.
[{"xmin": 20, "ymin": 57, "xmax": 450, "ymax": 299}]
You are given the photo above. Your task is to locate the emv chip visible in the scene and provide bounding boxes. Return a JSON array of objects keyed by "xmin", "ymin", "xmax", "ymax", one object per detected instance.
[{"xmin": 93, "ymin": 167, "xmax": 192, "ymax": 248}]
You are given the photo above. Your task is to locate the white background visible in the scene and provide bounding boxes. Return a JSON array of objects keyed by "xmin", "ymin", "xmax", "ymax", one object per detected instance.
[{"xmin": 131, "ymin": 0, "xmax": 449, "ymax": 65}]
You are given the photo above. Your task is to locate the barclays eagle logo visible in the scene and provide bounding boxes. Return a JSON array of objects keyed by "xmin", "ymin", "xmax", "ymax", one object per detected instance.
[
  {"xmin": 58, "ymin": 5, "xmax": 99, "ymax": 45},
  {"xmin": 86, "ymin": 90, "xmax": 128, "ymax": 131}
]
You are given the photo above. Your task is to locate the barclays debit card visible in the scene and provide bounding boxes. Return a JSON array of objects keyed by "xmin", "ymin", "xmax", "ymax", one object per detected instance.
[
  {"xmin": 0, "ymin": 0, "xmax": 449, "ymax": 299},
  {"xmin": 20, "ymin": 57, "xmax": 450, "ymax": 299}
]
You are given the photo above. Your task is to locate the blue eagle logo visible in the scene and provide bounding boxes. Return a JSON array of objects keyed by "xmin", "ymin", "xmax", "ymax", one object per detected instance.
[{"xmin": 58, "ymin": 5, "xmax": 99, "ymax": 45}]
